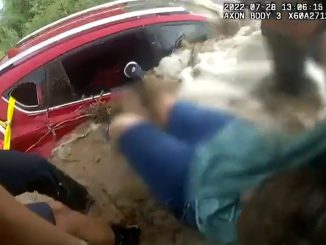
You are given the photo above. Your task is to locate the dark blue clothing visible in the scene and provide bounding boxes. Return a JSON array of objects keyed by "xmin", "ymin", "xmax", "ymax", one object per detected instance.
[
  {"xmin": 118, "ymin": 102, "xmax": 235, "ymax": 224},
  {"xmin": 26, "ymin": 202, "xmax": 55, "ymax": 223}
]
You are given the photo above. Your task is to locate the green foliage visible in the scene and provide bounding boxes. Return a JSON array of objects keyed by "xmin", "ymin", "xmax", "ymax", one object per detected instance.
[
  {"xmin": 0, "ymin": 0, "xmax": 109, "ymax": 55},
  {"xmin": 0, "ymin": 25, "xmax": 19, "ymax": 56},
  {"xmin": 24, "ymin": 0, "xmax": 108, "ymax": 35}
]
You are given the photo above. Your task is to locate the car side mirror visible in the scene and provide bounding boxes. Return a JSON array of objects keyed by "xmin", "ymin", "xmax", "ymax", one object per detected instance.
[{"xmin": 124, "ymin": 61, "xmax": 145, "ymax": 81}]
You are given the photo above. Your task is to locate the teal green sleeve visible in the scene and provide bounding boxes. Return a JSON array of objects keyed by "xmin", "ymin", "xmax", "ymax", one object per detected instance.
[
  {"xmin": 194, "ymin": 197, "xmax": 242, "ymax": 244},
  {"xmin": 188, "ymin": 120, "xmax": 326, "ymax": 244}
]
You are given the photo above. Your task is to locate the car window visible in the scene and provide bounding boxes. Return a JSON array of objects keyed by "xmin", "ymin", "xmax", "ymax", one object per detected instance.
[
  {"xmin": 44, "ymin": 27, "xmax": 156, "ymax": 107},
  {"xmin": 155, "ymin": 22, "xmax": 215, "ymax": 53},
  {"xmin": 46, "ymin": 60, "xmax": 77, "ymax": 107},
  {"xmin": 7, "ymin": 67, "xmax": 46, "ymax": 110}
]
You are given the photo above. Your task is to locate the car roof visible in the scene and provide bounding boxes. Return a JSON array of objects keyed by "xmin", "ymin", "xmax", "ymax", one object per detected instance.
[
  {"xmin": 17, "ymin": 0, "xmax": 137, "ymax": 46},
  {"xmin": 17, "ymin": 0, "xmax": 185, "ymax": 49},
  {"xmin": 0, "ymin": 0, "xmax": 194, "ymax": 73}
]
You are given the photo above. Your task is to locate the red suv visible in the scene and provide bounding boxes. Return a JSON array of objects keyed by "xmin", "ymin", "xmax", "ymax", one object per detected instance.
[{"xmin": 0, "ymin": 0, "xmax": 215, "ymax": 157}]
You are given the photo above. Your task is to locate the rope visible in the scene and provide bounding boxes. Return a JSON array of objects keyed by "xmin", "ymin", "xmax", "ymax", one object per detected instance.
[{"xmin": 0, "ymin": 97, "xmax": 16, "ymax": 150}]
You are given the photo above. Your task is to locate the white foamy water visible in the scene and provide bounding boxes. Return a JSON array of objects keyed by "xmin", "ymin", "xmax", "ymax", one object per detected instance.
[
  {"xmin": 152, "ymin": 1, "xmax": 326, "ymax": 131},
  {"xmin": 154, "ymin": 22, "xmax": 272, "ymax": 122}
]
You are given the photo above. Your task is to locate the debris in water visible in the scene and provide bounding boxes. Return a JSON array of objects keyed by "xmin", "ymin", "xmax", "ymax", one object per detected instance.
[{"xmin": 84, "ymin": 98, "xmax": 111, "ymax": 124}]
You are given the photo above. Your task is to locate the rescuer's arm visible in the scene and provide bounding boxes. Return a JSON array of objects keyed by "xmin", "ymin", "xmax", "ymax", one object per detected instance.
[{"xmin": 0, "ymin": 185, "xmax": 82, "ymax": 245}]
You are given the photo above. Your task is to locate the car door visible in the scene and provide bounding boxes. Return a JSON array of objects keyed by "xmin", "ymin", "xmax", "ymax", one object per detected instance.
[
  {"xmin": 3, "ymin": 66, "xmax": 51, "ymax": 154},
  {"xmin": 43, "ymin": 27, "xmax": 158, "ymax": 149}
]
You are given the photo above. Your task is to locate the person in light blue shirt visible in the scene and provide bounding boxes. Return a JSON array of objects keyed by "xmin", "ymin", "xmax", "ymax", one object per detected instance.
[
  {"xmin": 109, "ymin": 15, "xmax": 326, "ymax": 244},
  {"xmin": 111, "ymin": 98, "xmax": 326, "ymax": 244}
]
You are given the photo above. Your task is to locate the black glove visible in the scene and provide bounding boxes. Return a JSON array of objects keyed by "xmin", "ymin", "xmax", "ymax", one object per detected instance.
[
  {"xmin": 111, "ymin": 224, "xmax": 141, "ymax": 245},
  {"xmin": 54, "ymin": 167, "xmax": 94, "ymax": 213}
]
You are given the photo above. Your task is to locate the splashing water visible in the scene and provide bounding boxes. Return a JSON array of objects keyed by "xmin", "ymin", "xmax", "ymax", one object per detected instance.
[
  {"xmin": 153, "ymin": 22, "xmax": 272, "ymax": 122},
  {"xmin": 150, "ymin": 2, "xmax": 326, "ymax": 132}
]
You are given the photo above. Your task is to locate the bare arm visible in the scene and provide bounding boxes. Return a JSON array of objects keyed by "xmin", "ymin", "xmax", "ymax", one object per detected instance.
[{"xmin": 0, "ymin": 185, "xmax": 81, "ymax": 245}]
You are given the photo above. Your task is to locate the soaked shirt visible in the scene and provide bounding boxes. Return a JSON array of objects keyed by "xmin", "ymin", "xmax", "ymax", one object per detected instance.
[{"xmin": 187, "ymin": 119, "xmax": 326, "ymax": 244}]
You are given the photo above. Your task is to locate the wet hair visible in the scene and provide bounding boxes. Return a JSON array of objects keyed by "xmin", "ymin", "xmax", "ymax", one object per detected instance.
[
  {"xmin": 308, "ymin": 25, "xmax": 326, "ymax": 64},
  {"xmin": 299, "ymin": 1, "xmax": 326, "ymax": 63},
  {"xmin": 238, "ymin": 166, "xmax": 326, "ymax": 245}
]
